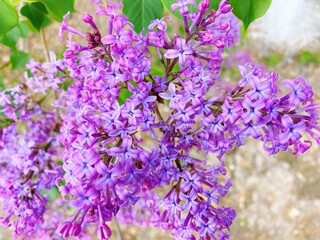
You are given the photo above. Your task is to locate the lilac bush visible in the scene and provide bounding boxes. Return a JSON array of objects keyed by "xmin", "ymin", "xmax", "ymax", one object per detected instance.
[{"xmin": 0, "ymin": 0, "xmax": 320, "ymax": 239}]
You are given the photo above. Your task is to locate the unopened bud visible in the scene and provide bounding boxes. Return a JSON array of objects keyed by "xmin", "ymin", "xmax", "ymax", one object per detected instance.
[
  {"xmin": 215, "ymin": 39, "xmax": 225, "ymax": 48},
  {"xmin": 70, "ymin": 223, "xmax": 81, "ymax": 237},
  {"xmin": 98, "ymin": 224, "xmax": 112, "ymax": 240},
  {"xmin": 218, "ymin": 0, "xmax": 232, "ymax": 14},
  {"xmin": 94, "ymin": 35, "xmax": 101, "ymax": 43},
  {"xmin": 82, "ymin": 14, "xmax": 93, "ymax": 24},
  {"xmin": 58, "ymin": 221, "xmax": 72, "ymax": 239}
]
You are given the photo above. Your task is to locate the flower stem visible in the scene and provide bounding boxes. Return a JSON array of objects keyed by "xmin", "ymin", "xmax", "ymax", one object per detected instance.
[
  {"xmin": 40, "ymin": 28, "xmax": 49, "ymax": 62},
  {"xmin": 114, "ymin": 216, "xmax": 124, "ymax": 240}
]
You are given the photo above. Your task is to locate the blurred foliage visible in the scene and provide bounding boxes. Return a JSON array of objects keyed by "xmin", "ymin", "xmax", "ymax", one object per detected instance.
[
  {"xmin": 265, "ymin": 52, "xmax": 282, "ymax": 66},
  {"xmin": 229, "ymin": 0, "xmax": 272, "ymax": 29},
  {"xmin": 0, "ymin": 0, "xmax": 74, "ymax": 73},
  {"xmin": 298, "ymin": 50, "xmax": 320, "ymax": 64},
  {"xmin": 20, "ymin": 2, "xmax": 52, "ymax": 32},
  {"xmin": 10, "ymin": 50, "xmax": 30, "ymax": 69},
  {"xmin": 40, "ymin": 187, "xmax": 60, "ymax": 202},
  {"xmin": 0, "ymin": 0, "xmax": 19, "ymax": 39}
]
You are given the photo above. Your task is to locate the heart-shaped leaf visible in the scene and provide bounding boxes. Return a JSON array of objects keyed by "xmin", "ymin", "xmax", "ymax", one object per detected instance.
[
  {"xmin": 229, "ymin": 0, "xmax": 272, "ymax": 29},
  {"xmin": 0, "ymin": 26, "xmax": 20, "ymax": 50},
  {"xmin": 38, "ymin": 0, "xmax": 74, "ymax": 21},
  {"xmin": 20, "ymin": 2, "xmax": 51, "ymax": 31},
  {"xmin": 23, "ymin": 0, "xmax": 74, "ymax": 22},
  {"xmin": 0, "ymin": 0, "xmax": 19, "ymax": 39},
  {"xmin": 0, "ymin": 22, "xmax": 29, "ymax": 51},
  {"xmin": 123, "ymin": 0, "xmax": 164, "ymax": 33}
]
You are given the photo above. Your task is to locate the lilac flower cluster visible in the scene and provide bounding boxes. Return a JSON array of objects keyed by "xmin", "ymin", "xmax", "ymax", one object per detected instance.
[
  {"xmin": 0, "ymin": 85, "xmax": 28, "ymax": 122},
  {"xmin": 0, "ymin": 49, "xmax": 69, "ymax": 238},
  {"xmin": 0, "ymin": 0, "xmax": 320, "ymax": 239},
  {"xmin": 55, "ymin": 1, "xmax": 243, "ymax": 239},
  {"xmin": 0, "ymin": 91, "xmax": 62, "ymax": 237},
  {"xmin": 25, "ymin": 51, "xmax": 66, "ymax": 94},
  {"xmin": 53, "ymin": 0, "xmax": 320, "ymax": 239}
]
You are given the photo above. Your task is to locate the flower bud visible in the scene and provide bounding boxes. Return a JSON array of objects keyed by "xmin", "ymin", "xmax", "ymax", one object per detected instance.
[
  {"xmin": 94, "ymin": 35, "xmax": 101, "ymax": 43},
  {"xmin": 82, "ymin": 14, "xmax": 93, "ymax": 24},
  {"xmin": 180, "ymin": 6, "xmax": 189, "ymax": 16},
  {"xmin": 70, "ymin": 223, "xmax": 82, "ymax": 237},
  {"xmin": 98, "ymin": 224, "xmax": 112, "ymax": 240},
  {"xmin": 198, "ymin": 0, "xmax": 210, "ymax": 15},
  {"xmin": 64, "ymin": 50, "xmax": 74, "ymax": 59},
  {"xmin": 82, "ymin": 14, "xmax": 98, "ymax": 30},
  {"xmin": 218, "ymin": 0, "xmax": 232, "ymax": 14},
  {"xmin": 58, "ymin": 221, "xmax": 72, "ymax": 239},
  {"xmin": 215, "ymin": 39, "xmax": 225, "ymax": 48}
]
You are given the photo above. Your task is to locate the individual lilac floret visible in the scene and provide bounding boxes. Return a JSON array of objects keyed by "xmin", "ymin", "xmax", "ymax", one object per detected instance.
[
  {"xmin": 171, "ymin": 0, "xmax": 196, "ymax": 15},
  {"xmin": 164, "ymin": 36, "xmax": 194, "ymax": 68}
]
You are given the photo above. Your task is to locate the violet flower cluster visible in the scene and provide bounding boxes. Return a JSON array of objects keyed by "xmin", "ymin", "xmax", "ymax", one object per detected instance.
[
  {"xmin": 0, "ymin": 0, "xmax": 320, "ymax": 239},
  {"xmin": 0, "ymin": 85, "xmax": 62, "ymax": 237}
]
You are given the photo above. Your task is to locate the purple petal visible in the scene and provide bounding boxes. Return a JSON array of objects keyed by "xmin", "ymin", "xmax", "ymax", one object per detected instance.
[
  {"xmin": 159, "ymin": 93, "xmax": 173, "ymax": 100},
  {"xmin": 102, "ymin": 35, "xmax": 116, "ymax": 45},
  {"xmin": 164, "ymin": 49, "xmax": 180, "ymax": 59},
  {"xmin": 107, "ymin": 147, "xmax": 123, "ymax": 157}
]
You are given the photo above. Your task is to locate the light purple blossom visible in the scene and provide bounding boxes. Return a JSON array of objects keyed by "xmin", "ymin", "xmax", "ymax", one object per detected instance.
[
  {"xmin": 164, "ymin": 36, "xmax": 193, "ymax": 67},
  {"xmin": 2, "ymin": 1, "xmax": 320, "ymax": 240}
]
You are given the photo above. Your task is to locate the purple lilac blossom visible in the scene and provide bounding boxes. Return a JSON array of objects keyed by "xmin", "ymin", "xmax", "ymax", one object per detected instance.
[
  {"xmin": 55, "ymin": 0, "xmax": 320, "ymax": 239},
  {"xmin": 1, "ymin": 0, "xmax": 320, "ymax": 240},
  {"xmin": 0, "ymin": 47, "xmax": 67, "ymax": 238},
  {"xmin": 0, "ymin": 108, "xmax": 62, "ymax": 238}
]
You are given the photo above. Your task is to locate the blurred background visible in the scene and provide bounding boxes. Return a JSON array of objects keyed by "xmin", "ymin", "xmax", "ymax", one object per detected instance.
[{"xmin": 1, "ymin": 0, "xmax": 320, "ymax": 239}]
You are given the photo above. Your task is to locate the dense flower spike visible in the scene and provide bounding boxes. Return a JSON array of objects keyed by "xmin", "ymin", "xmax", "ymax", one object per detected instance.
[
  {"xmin": 0, "ymin": 98, "xmax": 63, "ymax": 237},
  {"xmin": 0, "ymin": 47, "xmax": 67, "ymax": 238},
  {"xmin": 0, "ymin": 0, "xmax": 320, "ymax": 239}
]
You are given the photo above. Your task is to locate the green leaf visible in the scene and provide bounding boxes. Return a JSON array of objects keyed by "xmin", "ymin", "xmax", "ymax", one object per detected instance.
[
  {"xmin": 123, "ymin": 0, "xmax": 164, "ymax": 33},
  {"xmin": 209, "ymin": 0, "xmax": 221, "ymax": 10},
  {"xmin": 0, "ymin": 22, "xmax": 30, "ymax": 50},
  {"xmin": 266, "ymin": 52, "xmax": 282, "ymax": 66},
  {"xmin": 17, "ymin": 21, "xmax": 30, "ymax": 37},
  {"xmin": 32, "ymin": 0, "xmax": 48, "ymax": 13},
  {"xmin": 0, "ymin": 118, "xmax": 14, "ymax": 128},
  {"xmin": 150, "ymin": 65, "xmax": 164, "ymax": 77},
  {"xmin": 13, "ymin": 0, "xmax": 20, "ymax": 5},
  {"xmin": 298, "ymin": 50, "xmax": 320, "ymax": 64},
  {"xmin": 0, "ymin": 26, "xmax": 20, "ymax": 50},
  {"xmin": 40, "ymin": 187, "xmax": 60, "ymax": 202},
  {"xmin": 57, "ymin": 159, "xmax": 63, "ymax": 166},
  {"xmin": 0, "ymin": 77, "xmax": 5, "ymax": 91},
  {"xmin": 10, "ymin": 50, "xmax": 30, "ymax": 69},
  {"xmin": 229, "ymin": 0, "xmax": 272, "ymax": 29},
  {"xmin": 118, "ymin": 88, "xmax": 132, "ymax": 105},
  {"xmin": 299, "ymin": 51, "xmax": 312, "ymax": 64},
  {"xmin": 20, "ymin": 3, "xmax": 51, "ymax": 31},
  {"xmin": 58, "ymin": 78, "xmax": 74, "ymax": 91},
  {"xmin": 0, "ymin": 110, "xmax": 14, "ymax": 128},
  {"xmin": 0, "ymin": 0, "xmax": 19, "ymax": 39},
  {"xmin": 5, "ymin": 0, "xmax": 20, "ymax": 6},
  {"xmin": 37, "ymin": 0, "xmax": 74, "ymax": 22}
]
